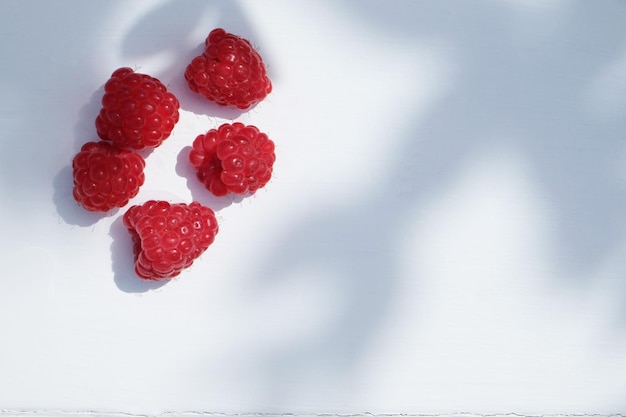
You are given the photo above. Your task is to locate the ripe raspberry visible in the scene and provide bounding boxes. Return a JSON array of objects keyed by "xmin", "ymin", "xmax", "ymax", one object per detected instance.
[
  {"xmin": 96, "ymin": 67, "xmax": 180, "ymax": 150},
  {"xmin": 123, "ymin": 200, "xmax": 219, "ymax": 280},
  {"xmin": 185, "ymin": 28, "xmax": 272, "ymax": 110},
  {"xmin": 189, "ymin": 122, "xmax": 276, "ymax": 197},
  {"xmin": 72, "ymin": 141, "xmax": 145, "ymax": 212}
]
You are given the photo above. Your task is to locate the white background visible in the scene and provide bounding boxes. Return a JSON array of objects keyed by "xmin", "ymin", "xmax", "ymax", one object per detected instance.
[{"xmin": 1, "ymin": 0, "xmax": 626, "ymax": 414}]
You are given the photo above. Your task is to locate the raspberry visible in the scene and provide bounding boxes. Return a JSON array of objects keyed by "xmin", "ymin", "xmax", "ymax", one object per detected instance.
[
  {"xmin": 189, "ymin": 122, "xmax": 276, "ymax": 197},
  {"xmin": 184, "ymin": 28, "xmax": 272, "ymax": 110},
  {"xmin": 96, "ymin": 67, "xmax": 180, "ymax": 150},
  {"xmin": 72, "ymin": 141, "xmax": 145, "ymax": 212},
  {"xmin": 123, "ymin": 200, "xmax": 219, "ymax": 280}
]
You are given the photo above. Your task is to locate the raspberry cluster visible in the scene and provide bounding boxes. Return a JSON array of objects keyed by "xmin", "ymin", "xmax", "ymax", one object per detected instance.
[
  {"xmin": 71, "ymin": 28, "xmax": 275, "ymax": 282},
  {"xmin": 96, "ymin": 67, "xmax": 180, "ymax": 150},
  {"xmin": 123, "ymin": 200, "xmax": 219, "ymax": 280},
  {"xmin": 189, "ymin": 122, "xmax": 276, "ymax": 197},
  {"xmin": 73, "ymin": 68, "xmax": 180, "ymax": 213},
  {"xmin": 185, "ymin": 28, "xmax": 272, "ymax": 109},
  {"xmin": 72, "ymin": 141, "xmax": 145, "ymax": 212}
]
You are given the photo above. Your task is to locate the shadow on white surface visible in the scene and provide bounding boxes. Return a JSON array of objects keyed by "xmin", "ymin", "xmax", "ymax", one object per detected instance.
[
  {"xmin": 74, "ymin": 85, "xmax": 106, "ymax": 151},
  {"xmin": 333, "ymin": 0, "xmax": 626, "ymax": 282},
  {"xmin": 51, "ymin": 80, "xmax": 118, "ymax": 227},
  {"xmin": 238, "ymin": 0, "xmax": 626, "ymax": 411},
  {"xmin": 2, "ymin": 0, "xmax": 626, "ymax": 413}
]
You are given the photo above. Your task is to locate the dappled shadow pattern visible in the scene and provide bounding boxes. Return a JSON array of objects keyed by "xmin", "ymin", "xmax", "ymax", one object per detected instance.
[{"xmin": 249, "ymin": 0, "xmax": 626, "ymax": 407}]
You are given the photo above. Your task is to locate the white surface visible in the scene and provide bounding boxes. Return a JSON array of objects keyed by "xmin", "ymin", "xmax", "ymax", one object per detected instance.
[{"xmin": 1, "ymin": 0, "xmax": 626, "ymax": 414}]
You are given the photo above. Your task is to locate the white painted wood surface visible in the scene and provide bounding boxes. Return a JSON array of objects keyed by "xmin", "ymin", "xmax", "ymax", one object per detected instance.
[{"xmin": 1, "ymin": 0, "xmax": 625, "ymax": 414}]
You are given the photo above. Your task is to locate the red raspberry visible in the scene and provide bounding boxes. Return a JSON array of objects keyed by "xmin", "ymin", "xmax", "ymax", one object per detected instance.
[
  {"xmin": 96, "ymin": 67, "xmax": 180, "ymax": 150},
  {"xmin": 123, "ymin": 200, "xmax": 219, "ymax": 280},
  {"xmin": 184, "ymin": 28, "xmax": 272, "ymax": 110},
  {"xmin": 189, "ymin": 122, "xmax": 276, "ymax": 197},
  {"xmin": 72, "ymin": 141, "xmax": 145, "ymax": 212}
]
